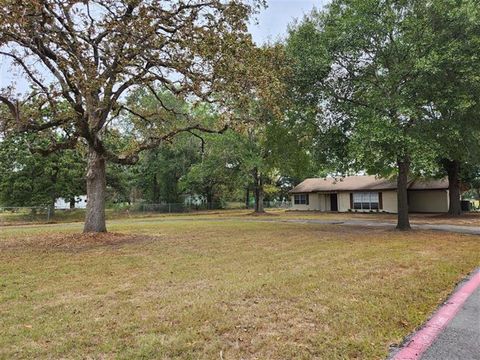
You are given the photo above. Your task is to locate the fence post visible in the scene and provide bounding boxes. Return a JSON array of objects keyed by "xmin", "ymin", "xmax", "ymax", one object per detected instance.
[{"xmin": 168, "ymin": 203, "xmax": 171, "ymax": 213}]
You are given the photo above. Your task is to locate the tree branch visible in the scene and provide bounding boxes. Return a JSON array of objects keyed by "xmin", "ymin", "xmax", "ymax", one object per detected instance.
[
  {"xmin": 28, "ymin": 136, "xmax": 78, "ymax": 156},
  {"xmin": 0, "ymin": 95, "xmax": 19, "ymax": 121},
  {"xmin": 105, "ymin": 124, "xmax": 228, "ymax": 165}
]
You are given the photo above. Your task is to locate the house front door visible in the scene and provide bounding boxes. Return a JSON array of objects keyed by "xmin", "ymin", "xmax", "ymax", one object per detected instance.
[{"xmin": 330, "ymin": 193, "xmax": 338, "ymax": 211}]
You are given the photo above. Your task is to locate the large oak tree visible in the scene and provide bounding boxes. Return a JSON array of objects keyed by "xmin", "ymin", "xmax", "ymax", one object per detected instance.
[
  {"xmin": 0, "ymin": 0, "xmax": 265, "ymax": 232},
  {"xmin": 287, "ymin": 0, "xmax": 451, "ymax": 230},
  {"xmin": 414, "ymin": 0, "xmax": 480, "ymax": 215}
]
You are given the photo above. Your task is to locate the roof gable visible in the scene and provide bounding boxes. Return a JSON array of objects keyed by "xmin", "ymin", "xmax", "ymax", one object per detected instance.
[{"xmin": 290, "ymin": 175, "xmax": 449, "ymax": 193}]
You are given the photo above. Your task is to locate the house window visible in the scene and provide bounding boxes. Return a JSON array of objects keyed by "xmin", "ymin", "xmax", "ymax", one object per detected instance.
[
  {"xmin": 294, "ymin": 194, "xmax": 309, "ymax": 205},
  {"xmin": 353, "ymin": 192, "xmax": 379, "ymax": 210}
]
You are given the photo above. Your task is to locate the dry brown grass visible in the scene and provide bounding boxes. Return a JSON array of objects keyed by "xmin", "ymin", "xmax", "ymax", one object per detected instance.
[{"xmin": 0, "ymin": 217, "xmax": 479, "ymax": 359}]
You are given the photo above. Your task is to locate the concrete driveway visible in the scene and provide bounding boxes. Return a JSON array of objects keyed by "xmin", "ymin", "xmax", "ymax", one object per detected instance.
[{"xmin": 261, "ymin": 218, "xmax": 480, "ymax": 236}]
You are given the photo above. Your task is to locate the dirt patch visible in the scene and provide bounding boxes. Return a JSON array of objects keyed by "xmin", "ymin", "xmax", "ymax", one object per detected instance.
[
  {"xmin": 0, "ymin": 232, "xmax": 158, "ymax": 252},
  {"xmin": 246, "ymin": 211, "xmax": 280, "ymax": 217}
]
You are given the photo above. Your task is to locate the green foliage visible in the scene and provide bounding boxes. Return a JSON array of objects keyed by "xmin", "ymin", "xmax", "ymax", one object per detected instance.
[
  {"xmin": 286, "ymin": 15, "xmax": 331, "ymax": 108},
  {"xmin": 285, "ymin": 0, "xmax": 480, "ymax": 179},
  {"xmin": 135, "ymin": 136, "xmax": 201, "ymax": 204},
  {"xmin": 285, "ymin": 12, "xmax": 351, "ymax": 175},
  {"xmin": 179, "ymin": 131, "xmax": 242, "ymax": 203},
  {"xmin": 2, "ymin": 0, "xmax": 478, "ymax": 215},
  {"xmin": 412, "ymin": 0, "xmax": 480, "ymax": 179},
  {"xmin": 0, "ymin": 133, "xmax": 85, "ymax": 207},
  {"xmin": 323, "ymin": 0, "xmax": 441, "ymax": 174},
  {"xmin": 179, "ymin": 119, "xmax": 314, "ymax": 204}
]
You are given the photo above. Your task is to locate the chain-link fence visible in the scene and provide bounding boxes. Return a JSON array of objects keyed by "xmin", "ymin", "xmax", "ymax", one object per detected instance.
[
  {"xmin": 0, "ymin": 201, "xmax": 292, "ymax": 226},
  {"xmin": 133, "ymin": 202, "xmax": 223, "ymax": 213},
  {"xmin": 251, "ymin": 200, "xmax": 292, "ymax": 209},
  {"xmin": 126, "ymin": 200, "xmax": 291, "ymax": 213},
  {"xmin": 0, "ymin": 206, "xmax": 53, "ymax": 225}
]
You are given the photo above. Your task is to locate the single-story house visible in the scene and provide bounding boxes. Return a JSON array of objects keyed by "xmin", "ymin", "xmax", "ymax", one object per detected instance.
[
  {"xmin": 55, "ymin": 195, "xmax": 87, "ymax": 210},
  {"xmin": 289, "ymin": 175, "xmax": 450, "ymax": 213}
]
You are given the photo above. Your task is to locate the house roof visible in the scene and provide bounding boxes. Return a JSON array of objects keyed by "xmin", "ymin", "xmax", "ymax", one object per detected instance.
[{"xmin": 289, "ymin": 175, "xmax": 449, "ymax": 193}]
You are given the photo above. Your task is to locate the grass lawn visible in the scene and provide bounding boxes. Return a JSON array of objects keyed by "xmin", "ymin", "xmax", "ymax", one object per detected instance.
[
  {"xmin": 0, "ymin": 208, "xmax": 252, "ymax": 226},
  {"xmin": 1, "ymin": 215, "xmax": 479, "ymax": 359},
  {"xmin": 2, "ymin": 207, "xmax": 479, "ymax": 228}
]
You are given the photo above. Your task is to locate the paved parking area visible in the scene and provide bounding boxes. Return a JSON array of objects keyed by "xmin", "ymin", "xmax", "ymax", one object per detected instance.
[{"xmin": 421, "ymin": 286, "xmax": 480, "ymax": 360}]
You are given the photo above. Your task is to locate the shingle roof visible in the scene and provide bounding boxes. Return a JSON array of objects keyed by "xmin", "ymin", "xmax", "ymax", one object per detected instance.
[
  {"xmin": 289, "ymin": 175, "xmax": 449, "ymax": 193},
  {"xmin": 409, "ymin": 178, "xmax": 450, "ymax": 190}
]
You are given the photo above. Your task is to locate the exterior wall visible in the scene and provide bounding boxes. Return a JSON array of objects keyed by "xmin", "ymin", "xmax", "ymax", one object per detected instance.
[
  {"xmin": 338, "ymin": 192, "xmax": 350, "ymax": 212},
  {"xmin": 382, "ymin": 191, "xmax": 398, "ymax": 213},
  {"xmin": 291, "ymin": 189, "xmax": 449, "ymax": 213},
  {"xmin": 408, "ymin": 190, "xmax": 449, "ymax": 213},
  {"xmin": 291, "ymin": 193, "xmax": 331, "ymax": 211},
  {"xmin": 291, "ymin": 193, "xmax": 320, "ymax": 211},
  {"xmin": 319, "ymin": 194, "xmax": 330, "ymax": 211},
  {"xmin": 292, "ymin": 191, "xmax": 398, "ymax": 212},
  {"xmin": 337, "ymin": 190, "xmax": 398, "ymax": 213}
]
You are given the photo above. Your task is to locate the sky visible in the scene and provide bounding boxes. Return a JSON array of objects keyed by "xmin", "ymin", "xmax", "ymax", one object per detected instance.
[
  {"xmin": 250, "ymin": 0, "xmax": 329, "ymax": 44},
  {"xmin": 0, "ymin": 0, "xmax": 330, "ymax": 93}
]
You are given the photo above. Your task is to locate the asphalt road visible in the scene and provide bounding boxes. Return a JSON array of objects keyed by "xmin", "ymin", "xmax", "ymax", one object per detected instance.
[{"xmin": 421, "ymin": 286, "xmax": 480, "ymax": 360}]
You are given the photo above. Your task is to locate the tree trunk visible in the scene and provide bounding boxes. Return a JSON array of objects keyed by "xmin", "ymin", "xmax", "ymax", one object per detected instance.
[
  {"xmin": 69, "ymin": 197, "xmax": 76, "ymax": 209},
  {"xmin": 443, "ymin": 159, "xmax": 462, "ymax": 216},
  {"xmin": 49, "ymin": 167, "xmax": 59, "ymax": 217},
  {"xmin": 206, "ymin": 188, "xmax": 213, "ymax": 209},
  {"xmin": 84, "ymin": 146, "xmax": 107, "ymax": 233},
  {"xmin": 152, "ymin": 173, "xmax": 160, "ymax": 203},
  {"xmin": 396, "ymin": 158, "xmax": 411, "ymax": 231},
  {"xmin": 253, "ymin": 168, "xmax": 265, "ymax": 213},
  {"xmin": 49, "ymin": 197, "xmax": 56, "ymax": 218},
  {"xmin": 245, "ymin": 187, "xmax": 250, "ymax": 209},
  {"xmin": 256, "ymin": 186, "xmax": 264, "ymax": 213}
]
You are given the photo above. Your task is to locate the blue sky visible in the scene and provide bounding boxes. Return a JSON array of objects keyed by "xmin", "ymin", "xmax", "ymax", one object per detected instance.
[
  {"xmin": 0, "ymin": 1, "xmax": 329, "ymax": 93},
  {"xmin": 250, "ymin": 0, "xmax": 329, "ymax": 44}
]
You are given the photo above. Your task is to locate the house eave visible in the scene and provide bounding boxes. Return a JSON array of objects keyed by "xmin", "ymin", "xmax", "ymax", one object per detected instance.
[{"xmin": 289, "ymin": 187, "xmax": 448, "ymax": 194}]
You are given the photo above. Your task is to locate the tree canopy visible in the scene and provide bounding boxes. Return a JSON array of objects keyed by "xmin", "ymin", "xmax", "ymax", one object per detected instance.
[
  {"xmin": 286, "ymin": 0, "xmax": 480, "ymax": 229},
  {"xmin": 0, "ymin": 0, "xmax": 269, "ymax": 232},
  {"xmin": 0, "ymin": 0, "xmax": 478, "ymax": 231}
]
